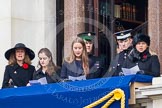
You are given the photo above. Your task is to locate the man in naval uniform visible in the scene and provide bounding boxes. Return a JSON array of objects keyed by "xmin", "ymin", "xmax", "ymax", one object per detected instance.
[
  {"xmin": 77, "ymin": 32, "xmax": 105, "ymax": 79},
  {"xmin": 107, "ymin": 29, "xmax": 133, "ymax": 76}
]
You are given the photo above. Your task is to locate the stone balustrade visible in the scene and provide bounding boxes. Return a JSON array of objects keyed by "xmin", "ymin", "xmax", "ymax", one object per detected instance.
[{"xmin": 130, "ymin": 77, "xmax": 162, "ymax": 108}]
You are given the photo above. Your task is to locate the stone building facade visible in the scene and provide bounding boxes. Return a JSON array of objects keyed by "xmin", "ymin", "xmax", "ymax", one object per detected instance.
[{"xmin": 0, "ymin": 0, "xmax": 162, "ymax": 88}]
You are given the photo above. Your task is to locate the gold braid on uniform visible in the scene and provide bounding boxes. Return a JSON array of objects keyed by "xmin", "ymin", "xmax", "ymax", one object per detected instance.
[{"xmin": 84, "ymin": 88, "xmax": 125, "ymax": 108}]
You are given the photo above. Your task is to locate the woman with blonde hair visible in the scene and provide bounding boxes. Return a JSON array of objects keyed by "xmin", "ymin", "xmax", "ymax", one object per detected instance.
[{"xmin": 61, "ymin": 37, "xmax": 89, "ymax": 81}]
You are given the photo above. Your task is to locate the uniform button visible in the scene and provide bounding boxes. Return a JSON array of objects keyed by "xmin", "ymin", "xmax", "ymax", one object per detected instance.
[
  {"xmin": 124, "ymin": 53, "xmax": 127, "ymax": 55},
  {"xmin": 136, "ymin": 63, "xmax": 138, "ymax": 65},
  {"xmin": 117, "ymin": 64, "xmax": 120, "ymax": 66},
  {"xmin": 113, "ymin": 67, "xmax": 115, "ymax": 68},
  {"xmin": 124, "ymin": 56, "xmax": 126, "ymax": 59}
]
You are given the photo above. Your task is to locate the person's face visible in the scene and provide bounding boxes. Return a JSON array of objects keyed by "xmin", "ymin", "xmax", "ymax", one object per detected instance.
[
  {"xmin": 38, "ymin": 52, "xmax": 51, "ymax": 68},
  {"xmin": 117, "ymin": 38, "xmax": 132, "ymax": 50},
  {"xmin": 84, "ymin": 40, "xmax": 93, "ymax": 53},
  {"xmin": 73, "ymin": 42, "xmax": 83, "ymax": 58},
  {"xmin": 15, "ymin": 48, "xmax": 25, "ymax": 61},
  {"xmin": 135, "ymin": 41, "xmax": 148, "ymax": 53}
]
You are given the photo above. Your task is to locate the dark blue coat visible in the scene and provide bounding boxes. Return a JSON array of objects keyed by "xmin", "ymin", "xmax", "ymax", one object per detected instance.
[
  {"xmin": 61, "ymin": 60, "xmax": 84, "ymax": 79},
  {"xmin": 61, "ymin": 56, "xmax": 105, "ymax": 80},
  {"xmin": 2, "ymin": 64, "xmax": 35, "ymax": 88}
]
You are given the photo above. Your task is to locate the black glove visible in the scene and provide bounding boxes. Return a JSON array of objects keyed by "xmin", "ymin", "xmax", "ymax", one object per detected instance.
[
  {"xmin": 119, "ymin": 72, "xmax": 125, "ymax": 76},
  {"xmin": 62, "ymin": 79, "xmax": 72, "ymax": 82},
  {"xmin": 136, "ymin": 70, "xmax": 145, "ymax": 75}
]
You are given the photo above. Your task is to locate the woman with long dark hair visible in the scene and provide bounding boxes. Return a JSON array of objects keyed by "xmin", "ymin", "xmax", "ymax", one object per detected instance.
[{"xmin": 33, "ymin": 48, "xmax": 61, "ymax": 84}]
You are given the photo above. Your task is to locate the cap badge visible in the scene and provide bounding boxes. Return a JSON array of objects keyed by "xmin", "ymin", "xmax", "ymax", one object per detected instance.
[
  {"xmin": 88, "ymin": 33, "xmax": 91, "ymax": 36},
  {"xmin": 120, "ymin": 33, "xmax": 124, "ymax": 36}
]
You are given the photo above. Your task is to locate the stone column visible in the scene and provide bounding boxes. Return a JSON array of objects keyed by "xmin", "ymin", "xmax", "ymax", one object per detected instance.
[
  {"xmin": 11, "ymin": 0, "xmax": 57, "ymax": 65},
  {"xmin": 64, "ymin": 0, "xmax": 85, "ymax": 57},
  {"xmin": 44, "ymin": 0, "xmax": 57, "ymax": 63},
  {"xmin": 148, "ymin": 0, "xmax": 162, "ymax": 72},
  {"xmin": 0, "ymin": 0, "xmax": 11, "ymax": 88}
]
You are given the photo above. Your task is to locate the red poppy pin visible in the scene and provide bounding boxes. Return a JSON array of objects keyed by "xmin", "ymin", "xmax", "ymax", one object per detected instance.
[
  {"xmin": 22, "ymin": 63, "xmax": 29, "ymax": 69},
  {"xmin": 143, "ymin": 54, "xmax": 147, "ymax": 59}
]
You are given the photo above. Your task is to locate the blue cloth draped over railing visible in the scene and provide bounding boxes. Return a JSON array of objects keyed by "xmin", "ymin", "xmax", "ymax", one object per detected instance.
[{"xmin": 0, "ymin": 75, "xmax": 152, "ymax": 108}]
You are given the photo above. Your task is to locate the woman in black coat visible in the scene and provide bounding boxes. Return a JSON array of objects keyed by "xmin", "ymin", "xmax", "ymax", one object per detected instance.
[
  {"xmin": 33, "ymin": 48, "xmax": 61, "ymax": 84},
  {"xmin": 2, "ymin": 43, "xmax": 35, "ymax": 88},
  {"xmin": 122, "ymin": 34, "xmax": 160, "ymax": 77}
]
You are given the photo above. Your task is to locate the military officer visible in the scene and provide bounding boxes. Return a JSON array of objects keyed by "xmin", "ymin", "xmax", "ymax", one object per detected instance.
[
  {"xmin": 77, "ymin": 32, "xmax": 105, "ymax": 79},
  {"xmin": 107, "ymin": 29, "xmax": 133, "ymax": 76}
]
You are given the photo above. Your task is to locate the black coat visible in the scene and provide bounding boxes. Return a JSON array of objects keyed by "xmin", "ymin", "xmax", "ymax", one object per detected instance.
[
  {"xmin": 122, "ymin": 49, "xmax": 160, "ymax": 77},
  {"xmin": 107, "ymin": 46, "xmax": 133, "ymax": 77},
  {"xmin": 2, "ymin": 64, "xmax": 35, "ymax": 88},
  {"xmin": 87, "ymin": 54, "xmax": 105, "ymax": 79},
  {"xmin": 33, "ymin": 68, "xmax": 61, "ymax": 83}
]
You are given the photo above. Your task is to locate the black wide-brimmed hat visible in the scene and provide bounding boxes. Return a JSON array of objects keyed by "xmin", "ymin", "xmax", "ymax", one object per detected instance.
[
  {"xmin": 133, "ymin": 34, "xmax": 150, "ymax": 46},
  {"xmin": 5, "ymin": 43, "xmax": 35, "ymax": 60}
]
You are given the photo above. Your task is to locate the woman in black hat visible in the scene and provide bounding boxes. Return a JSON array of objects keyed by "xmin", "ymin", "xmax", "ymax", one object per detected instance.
[
  {"xmin": 122, "ymin": 34, "xmax": 160, "ymax": 77},
  {"xmin": 2, "ymin": 43, "xmax": 35, "ymax": 88}
]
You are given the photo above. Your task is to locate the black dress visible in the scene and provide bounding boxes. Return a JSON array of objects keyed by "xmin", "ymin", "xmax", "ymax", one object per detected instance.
[
  {"xmin": 2, "ymin": 64, "xmax": 35, "ymax": 88},
  {"xmin": 33, "ymin": 68, "xmax": 61, "ymax": 83}
]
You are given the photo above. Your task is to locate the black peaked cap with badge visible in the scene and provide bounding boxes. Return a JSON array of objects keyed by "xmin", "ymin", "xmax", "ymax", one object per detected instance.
[
  {"xmin": 77, "ymin": 32, "xmax": 95, "ymax": 41},
  {"xmin": 114, "ymin": 29, "xmax": 132, "ymax": 40}
]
